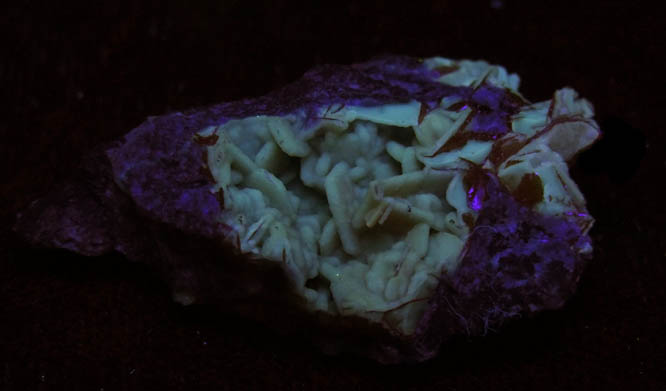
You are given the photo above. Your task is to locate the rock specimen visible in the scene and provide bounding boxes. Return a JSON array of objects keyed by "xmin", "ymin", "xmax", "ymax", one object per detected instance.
[{"xmin": 14, "ymin": 56, "xmax": 600, "ymax": 363}]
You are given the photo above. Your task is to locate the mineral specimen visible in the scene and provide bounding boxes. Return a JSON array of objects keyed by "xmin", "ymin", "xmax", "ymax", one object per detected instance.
[{"xmin": 14, "ymin": 56, "xmax": 600, "ymax": 363}]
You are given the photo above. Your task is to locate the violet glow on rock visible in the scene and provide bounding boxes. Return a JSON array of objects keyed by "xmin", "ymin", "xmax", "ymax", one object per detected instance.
[
  {"xmin": 423, "ymin": 173, "xmax": 588, "ymax": 335},
  {"xmin": 14, "ymin": 55, "xmax": 600, "ymax": 363},
  {"xmin": 106, "ymin": 56, "xmax": 526, "ymax": 240}
]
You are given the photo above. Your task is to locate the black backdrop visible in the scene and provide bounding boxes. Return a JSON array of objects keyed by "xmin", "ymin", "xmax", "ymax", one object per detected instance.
[{"xmin": 1, "ymin": 1, "xmax": 664, "ymax": 389}]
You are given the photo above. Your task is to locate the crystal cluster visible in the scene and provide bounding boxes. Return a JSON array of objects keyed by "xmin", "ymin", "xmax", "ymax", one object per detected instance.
[{"xmin": 15, "ymin": 56, "xmax": 599, "ymax": 363}]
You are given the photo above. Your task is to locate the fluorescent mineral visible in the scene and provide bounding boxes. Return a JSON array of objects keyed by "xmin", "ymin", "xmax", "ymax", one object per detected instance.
[{"xmin": 15, "ymin": 56, "xmax": 600, "ymax": 363}]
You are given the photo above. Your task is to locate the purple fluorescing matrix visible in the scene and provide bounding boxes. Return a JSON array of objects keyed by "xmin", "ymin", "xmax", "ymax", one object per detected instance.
[{"xmin": 16, "ymin": 55, "xmax": 596, "ymax": 363}]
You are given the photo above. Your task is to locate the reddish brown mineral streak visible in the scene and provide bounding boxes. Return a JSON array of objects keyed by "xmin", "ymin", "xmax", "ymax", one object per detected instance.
[
  {"xmin": 430, "ymin": 129, "xmax": 472, "ymax": 155},
  {"xmin": 432, "ymin": 88, "xmax": 591, "ymax": 163},
  {"xmin": 433, "ymin": 64, "xmax": 460, "ymax": 76},
  {"xmin": 546, "ymin": 97, "xmax": 556, "ymax": 120},
  {"xmin": 214, "ymin": 189, "xmax": 225, "ymax": 209},
  {"xmin": 462, "ymin": 163, "xmax": 491, "ymax": 207},
  {"xmin": 321, "ymin": 103, "xmax": 346, "ymax": 119},
  {"xmin": 555, "ymin": 171, "xmax": 570, "ymax": 192},
  {"xmin": 315, "ymin": 116, "xmax": 346, "ymax": 123},
  {"xmin": 331, "ymin": 103, "xmax": 345, "ymax": 114},
  {"xmin": 446, "ymin": 101, "xmax": 468, "ymax": 112},
  {"xmin": 418, "ymin": 102, "xmax": 429, "ymax": 124},
  {"xmin": 192, "ymin": 132, "xmax": 219, "ymax": 146},
  {"xmin": 476, "ymin": 72, "xmax": 492, "ymax": 89},
  {"xmin": 365, "ymin": 296, "xmax": 430, "ymax": 315},
  {"xmin": 427, "ymin": 84, "xmax": 526, "ymax": 157},
  {"xmin": 554, "ymin": 170, "xmax": 593, "ymax": 233},
  {"xmin": 511, "ymin": 173, "xmax": 544, "ymax": 207},
  {"xmin": 581, "ymin": 218, "xmax": 594, "ymax": 234},
  {"xmin": 199, "ymin": 165, "xmax": 215, "ymax": 183},
  {"xmin": 488, "ymin": 136, "xmax": 527, "ymax": 167},
  {"xmin": 530, "ymin": 116, "xmax": 597, "ymax": 143},
  {"xmin": 462, "ymin": 213, "xmax": 476, "ymax": 229},
  {"xmin": 504, "ymin": 88, "xmax": 530, "ymax": 106},
  {"xmin": 426, "ymin": 113, "xmax": 480, "ymax": 156},
  {"xmin": 199, "ymin": 150, "xmax": 216, "ymax": 183},
  {"xmin": 462, "ymin": 161, "xmax": 490, "ymax": 189}
]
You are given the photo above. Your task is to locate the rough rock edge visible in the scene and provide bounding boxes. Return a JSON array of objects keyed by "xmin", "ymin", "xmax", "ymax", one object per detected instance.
[{"xmin": 13, "ymin": 56, "xmax": 595, "ymax": 363}]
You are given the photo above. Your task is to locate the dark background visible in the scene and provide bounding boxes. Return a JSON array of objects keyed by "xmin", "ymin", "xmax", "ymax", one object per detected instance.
[{"xmin": 1, "ymin": 0, "xmax": 664, "ymax": 389}]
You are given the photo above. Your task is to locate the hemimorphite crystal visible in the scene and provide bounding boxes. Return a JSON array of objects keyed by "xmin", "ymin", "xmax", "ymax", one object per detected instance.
[{"xmin": 14, "ymin": 55, "xmax": 599, "ymax": 363}]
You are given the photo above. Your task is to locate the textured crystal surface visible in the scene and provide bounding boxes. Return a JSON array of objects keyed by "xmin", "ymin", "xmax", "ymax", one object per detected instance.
[{"xmin": 14, "ymin": 55, "xmax": 600, "ymax": 363}]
